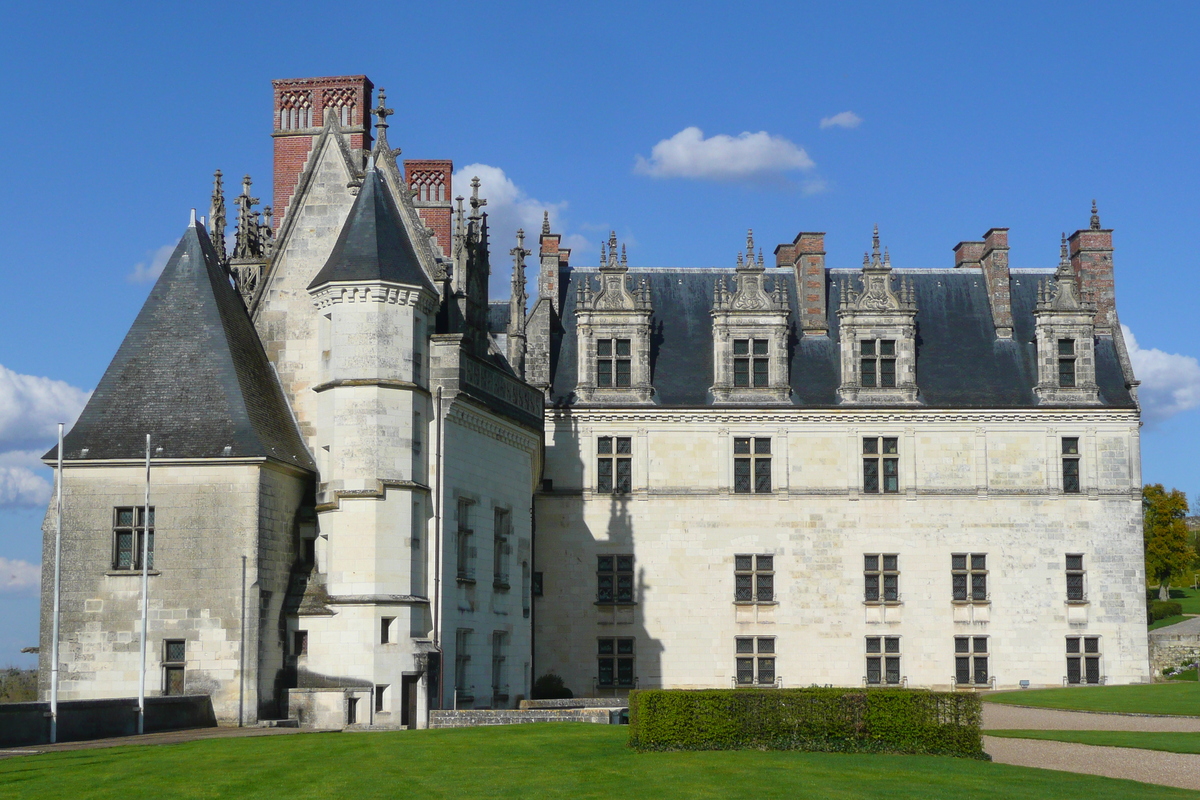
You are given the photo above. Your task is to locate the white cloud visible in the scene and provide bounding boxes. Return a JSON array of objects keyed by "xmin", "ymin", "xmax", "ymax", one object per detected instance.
[
  {"xmin": 451, "ymin": 164, "xmax": 591, "ymax": 300},
  {"xmin": 0, "ymin": 466, "xmax": 51, "ymax": 508},
  {"xmin": 1122, "ymin": 325, "xmax": 1200, "ymax": 423},
  {"xmin": 820, "ymin": 111, "xmax": 862, "ymax": 130},
  {"xmin": 0, "ymin": 366, "xmax": 90, "ymax": 453},
  {"xmin": 0, "ymin": 558, "xmax": 40, "ymax": 593},
  {"xmin": 633, "ymin": 127, "xmax": 815, "ymax": 184},
  {"xmin": 127, "ymin": 243, "xmax": 175, "ymax": 283}
]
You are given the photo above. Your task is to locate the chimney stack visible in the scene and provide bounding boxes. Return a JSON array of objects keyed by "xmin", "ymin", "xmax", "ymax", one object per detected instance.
[
  {"xmin": 272, "ymin": 76, "xmax": 373, "ymax": 231},
  {"xmin": 775, "ymin": 232, "xmax": 827, "ymax": 334},
  {"xmin": 953, "ymin": 240, "xmax": 985, "ymax": 268},
  {"xmin": 404, "ymin": 160, "xmax": 454, "ymax": 258},
  {"xmin": 980, "ymin": 228, "xmax": 1013, "ymax": 338},
  {"xmin": 1068, "ymin": 201, "xmax": 1116, "ymax": 332}
]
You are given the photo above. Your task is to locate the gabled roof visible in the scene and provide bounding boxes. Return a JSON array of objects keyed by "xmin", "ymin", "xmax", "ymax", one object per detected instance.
[
  {"xmin": 47, "ymin": 221, "xmax": 315, "ymax": 468},
  {"xmin": 307, "ymin": 166, "xmax": 436, "ymax": 292},
  {"xmin": 550, "ymin": 267, "xmax": 1136, "ymax": 409}
]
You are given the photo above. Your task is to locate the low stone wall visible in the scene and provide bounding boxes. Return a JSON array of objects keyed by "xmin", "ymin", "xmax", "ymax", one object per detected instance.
[
  {"xmin": 429, "ymin": 708, "xmax": 615, "ymax": 728},
  {"xmin": 520, "ymin": 697, "xmax": 628, "ymax": 710},
  {"xmin": 0, "ymin": 695, "xmax": 216, "ymax": 748},
  {"xmin": 1149, "ymin": 618, "xmax": 1200, "ymax": 676}
]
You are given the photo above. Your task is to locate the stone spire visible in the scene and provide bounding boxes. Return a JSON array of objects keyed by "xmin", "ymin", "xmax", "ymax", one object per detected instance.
[
  {"xmin": 507, "ymin": 228, "xmax": 530, "ymax": 377},
  {"xmin": 542, "ymin": 210, "xmax": 551, "ymax": 237},
  {"xmin": 233, "ymin": 175, "xmax": 260, "ymax": 260},
  {"xmin": 209, "ymin": 170, "xmax": 227, "ymax": 263},
  {"xmin": 1090, "ymin": 199, "xmax": 1101, "ymax": 231}
]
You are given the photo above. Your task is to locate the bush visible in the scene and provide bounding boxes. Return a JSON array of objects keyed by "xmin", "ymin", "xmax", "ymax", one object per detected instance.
[
  {"xmin": 1149, "ymin": 600, "xmax": 1183, "ymax": 622},
  {"xmin": 628, "ymin": 688, "xmax": 986, "ymax": 759},
  {"xmin": 530, "ymin": 673, "xmax": 573, "ymax": 700}
]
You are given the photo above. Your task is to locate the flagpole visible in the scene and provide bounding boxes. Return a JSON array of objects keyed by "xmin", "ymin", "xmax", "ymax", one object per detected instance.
[
  {"xmin": 49, "ymin": 423, "xmax": 64, "ymax": 744},
  {"xmin": 137, "ymin": 433, "xmax": 150, "ymax": 735}
]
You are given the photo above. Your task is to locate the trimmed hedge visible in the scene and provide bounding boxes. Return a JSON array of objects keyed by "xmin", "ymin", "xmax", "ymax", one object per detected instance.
[
  {"xmin": 628, "ymin": 688, "xmax": 986, "ymax": 759},
  {"xmin": 1149, "ymin": 600, "xmax": 1183, "ymax": 622}
]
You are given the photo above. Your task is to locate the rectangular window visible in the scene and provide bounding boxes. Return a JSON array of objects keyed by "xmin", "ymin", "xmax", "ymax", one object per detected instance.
[
  {"xmin": 493, "ymin": 508, "xmax": 510, "ymax": 588},
  {"xmin": 954, "ymin": 636, "xmax": 989, "ymax": 686},
  {"xmin": 733, "ymin": 339, "xmax": 770, "ymax": 388},
  {"xmin": 865, "ymin": 636, "xmax": 901, "ymax": 685},
  {"xmin": 597, "ymin": 436, "xmax": 632, "ymax": 494},
  {"xmin": 294, "ymin": 630, "xmax": 308, "ymax": 656},
  {"xmin": 733, "ymin": 437, "xmax": 771, "ymax": 494},
  {"xmin": 735, "ymin": 637, "xmax": 776, "ymax": 686},
  {"xmin": 597, "ymin": 338, "xmax": 631, "ymax": 388},
  {"xmin": 597, "ymin": 555, "xmax": 634, "ymax": 604},
  {"xmin": 1062, "ymin": 437, "xmax": 1081, "ymax": 494},
  {"xmin": 1066, "ymin": 636, "xmax": 1101, "ymax": 685},
  {"xmin": 1058, "ymin": 338, "xmax": 1076, "ymax": 388},
  {"xmin": 734, "ymin": 554, "xmax": 774, "ymax": 603},
  {"xmin": 861, "ymin": 339, "xmax": 896, "ymax": 388},
  {"xmin": 863, "ymin": 554, "xmax": 899, "ymax": 603},
  {"xmin": 598, "ymin": 638, "xmax": 635, "ymax": 688},
  {"xmin": 1066, "ymin": 554, "xmax": 1086, "ymax": 602},
  {"xmin": 163, "ymin": 639, "xmax": 185, "ymax": 696},
  {"xmin": 347, "ymin": 697, "xmax": 358, "ymax": 725},
  {"xmin": 113, "ymin": 506, "xmax": 155, "ymax": 571},
  {"xmin": 454, "ymin": 629, "xmax": 472, "ymax": 698},
  {"xmin": 380, "ymin": 617, "xmax": 394, "ymax": 645},
  {"xmin": 952, "ymin": 553, "xmax": 988, "ymax": 602},
  {"xmin": 456, "ymin": 499, "xmax": 474, "ymax": 581},
  {"xmin": 862, "ymin": 438, "xmax": 899, "ymax": 494},
  {"xmin": 375, "ymin": 685, "xmax": 387, "ymax": 713},
  {"xmin": 491, "ymin": 631, "xmax": 508, "ymax": 701}
]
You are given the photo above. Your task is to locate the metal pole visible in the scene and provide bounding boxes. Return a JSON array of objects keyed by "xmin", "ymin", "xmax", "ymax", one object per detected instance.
[
  {"xmin": 49, "ymin": 423, "xmax": 64, "ymax": 744},
  {"xmin": 433, "ymin": 386, "xmax": 444, "ymax": 711},
  {"xmin": 137, "ymin": 434, "xmax": 150, "ymax": 735}
]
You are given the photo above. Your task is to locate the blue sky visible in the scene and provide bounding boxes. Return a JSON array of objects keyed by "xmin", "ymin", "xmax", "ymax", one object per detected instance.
[{"xmin": 1, "ymin": 1, "xmax": 1197, "ymax": 666}]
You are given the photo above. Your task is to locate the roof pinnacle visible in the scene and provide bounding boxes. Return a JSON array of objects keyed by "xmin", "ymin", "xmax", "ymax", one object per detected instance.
[
  {"xmin": 1090, "ymin": 199, "xmax": 1101, "ymax": 230},
  {"xmin": 372, "ymin": 88, "xmax": 394, "ymax": 131},
  {"xmin": 542, "ymin": 210, "xmax": 551, "ymax": 236}
]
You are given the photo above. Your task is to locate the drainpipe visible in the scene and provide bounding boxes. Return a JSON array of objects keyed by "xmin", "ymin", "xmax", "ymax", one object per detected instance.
[{"xmin": 433, "ymin": 386, "xmax": 444, "ymax": 709}]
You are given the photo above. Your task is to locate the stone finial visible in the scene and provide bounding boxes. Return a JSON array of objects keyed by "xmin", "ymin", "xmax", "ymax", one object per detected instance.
[
  {"xmin": 872, "ymin": 224, "xmax": 881, "ymax": 258},
  {"xmin": 511, "ymin": 228, "xmax": 530, "ymax": 270},
  {"xmin": 1090, "ymin": 200, "xmax": 1101, "ymax": 230},
  {"xmin": 209, "ymin": 169, "xmax": 227, "ymax": 260},
  {"xmin": 758, "ymin": 249, "xmax": 764, "ymax": 268},
  {"xmin": 542, "ymin": 210, "xmax": 551, "ymax": 236},
  {"xmin": 746, "ymin": 228, "xmax": 755, "ymax": 258},
  {"xmin": 621, "ymin": 243, "xmax": 627, "ymax": 268},
  {"xmin": 469, "ymin": 177, "xmax": 486, "ymax": 220},
  {"xmin": 372, "ymin": 88, "xmax": 394, "ymax": 131},
  {"xmin": 1059, "ymin": 232, "xmax": 1070, "ymax": 271}
]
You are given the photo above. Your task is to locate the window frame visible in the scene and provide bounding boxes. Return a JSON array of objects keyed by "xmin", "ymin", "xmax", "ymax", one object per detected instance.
[
  {"xmin": 491, "ymin": 631, "xmax": 509, "ymax": 702},
  {"xmin": 1066, "ymin": 636, "xmax": 1101, "ymax": 685},
  {"xmin": 456, "ymin": 498, "xmax": 475, "ymax": 582},
  {"xmin": 1062, "ymin": 437, "xmax": 1081, "ymax": 494},
  {"xmin": 597, "ymin": 637, "xmax": 636, "ymax": 688},
  {"xmin": 860, "ymin": 338, "xmax": 897, "ymax": 389},
  {"xmin": 596, "ymin": 337, "xmax": 632, "ymax": 388},
  {"xmin": 954, "ymin": 635, "xmax": 990, "ymax": 687},
  {"xmin": 1058, "ymin": 338, "xmax": 1076, "ymax": 388},
  {"xmin": 865, "ymin": 636, "xmax": 901, "ymax": 685},
  {"xmin": 733, "ymin": 338, "xmax": 770, "ymax": 388},
  {"xmin": 862, "ymin": 437, "xmax": 899, "ymax": 494},
  {"xmin": 493, "ymin": 508, "xmax": 511, "ymax": 590},
  {"xmin": 1066, "ymin": 553, "xmax": 1086, "ymax": 603},
  {"xmin": 162, "ymin": 638, "xmax": 185, "ymax": 696},
  {"xmin": 735, "ymin": 637, "xmax": 777, "ymax": 686},
  {"xmin": 597, "ymin": 554, "xmax": 635, "ymax": 605},
  {"xmin": 454, "ymin": 628, "xmax": 473, "ymax": 701},
  {"xmin": 733, "ymin": 437, "xmax": 772, "ymax": 494},
  {"xmin": 597, "ymin": 436, "xmax": 633, "ymax": 494},
  {"xmin": 734, "ymin": 554, "xmax": 775, "ymax": 604},
  {"xmin": 112, "ymin": 506, "xmax": 155, "ymax": 571},
  {"xmin": 863, "ymin": 553, "xmax": 900, "ymax": 604},
  {"xmin": 952, "ymin": 553, "xmax": 988, "ymax": 603}
]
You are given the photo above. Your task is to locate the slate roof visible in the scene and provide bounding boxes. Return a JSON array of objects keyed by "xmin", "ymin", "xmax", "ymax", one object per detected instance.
[
  {"xmin": 549, "ymin": 267, "xmax": 1136, "ymax": 409},
  {"xmin": 48, "ymin": 222, "xmax": 315, "ymax": 468},
  {"xmin": 308, "ymin": 167, "xmax": 436, "ymax": 292}
]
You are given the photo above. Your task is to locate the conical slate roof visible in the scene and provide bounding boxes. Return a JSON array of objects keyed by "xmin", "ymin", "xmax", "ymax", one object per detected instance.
[
  {"xmin": 47, "ymin": 221, "xmax": 315, "ymax": 468},
  {"xmin": 307, "ymin": 166, "xmax": 435, "ymax": 291}
]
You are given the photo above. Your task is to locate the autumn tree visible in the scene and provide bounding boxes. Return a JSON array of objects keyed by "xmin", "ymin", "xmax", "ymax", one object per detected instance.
[{"xmin": 1143, "ymin": 484, "xmax": 1194, "ymax": 601}]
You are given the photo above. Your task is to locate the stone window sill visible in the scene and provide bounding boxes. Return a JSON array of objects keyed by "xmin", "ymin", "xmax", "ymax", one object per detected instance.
[
  {"xmin": 950, "ymin": 600, "xmax": 990, "ymax": 606},
  {"xmin": 862, "ymin": 601, "xmax": 903, "ymax": 607},
  {"xmin": 456, "ymin": 576, "xmax": 477, "ymax": 586},
  {"xmin": 594, "ymin": 601, "xmax": 639, "ymax": 607},
  {"xmin": 493, "ymin": 581, "xmax": 510, "ymax": 592},
  {"xmin": 733, "ymin": 600, "xmax": 778, "ymax": 606},
  {"xmin": 1065, "ymin": 599, "xmax": 1090, "ymax": 606},
  {"xmin": 106, "ymin": 570, "xmax": 161, "ymax": 577}
]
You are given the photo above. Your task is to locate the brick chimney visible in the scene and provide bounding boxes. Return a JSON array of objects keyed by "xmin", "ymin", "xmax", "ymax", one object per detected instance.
[
  {"xmin": 1068, "ymin": 201, "xmax": 1116, "ymax": 332},
  {"xmin": 953, "ymin": 241, "xmax": 985, "ymax": 268},
  {"xmin": 404, "ymin": 160, "xmax": 453, "ymax": 258},
  {"xmin": 775, "ymin": 232, "xmax": 827, "ymax": 334},
  {"xmin": 272, "ymin": 75, "xmax": 373, "ymax": 230},
  {"xmin": 538, "ymin": 212, "xmax": 567, "ymax": 315},
  {"xmin": 980, "ymin": 228, "xmax": 1013, "ymax": 338}
]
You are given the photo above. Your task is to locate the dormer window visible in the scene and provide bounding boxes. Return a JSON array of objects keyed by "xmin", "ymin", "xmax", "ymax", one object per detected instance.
[
  {"xmin": 734, "ymin": 339, "xmax": 769, "ymax": 388},
  {"xmin": 711, "ymin": 230, "xmax": 791, "ymax": 404},
  {"xmin": 1058, "ymin": 339, "xmax": 1076, "ymax": 387},
  {"xmin": 860, "ymin": 339, "xmax": 896, "ymax": 388},
  {"xmin": 597, "ymin": 339, "xmax": 632, "ymax": 388}
]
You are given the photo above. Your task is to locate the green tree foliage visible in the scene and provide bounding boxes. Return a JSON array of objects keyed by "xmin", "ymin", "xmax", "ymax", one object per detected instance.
[
  {"xmin": 1144, "ymin": 484, "xmax": 1194, "ymax": 601},
  {"xmin": 0, "ymin": 667, "xmax": 38, "ymax": 703}
]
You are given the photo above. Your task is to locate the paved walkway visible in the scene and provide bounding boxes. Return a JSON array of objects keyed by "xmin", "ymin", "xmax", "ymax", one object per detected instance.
[
  {"xmin": 0, "ymin": 725, "xmax": 332, "ymax": 760},
  {"xmin": 982, "ymin": 702, "xmax": 1200, "ymax": 791}
]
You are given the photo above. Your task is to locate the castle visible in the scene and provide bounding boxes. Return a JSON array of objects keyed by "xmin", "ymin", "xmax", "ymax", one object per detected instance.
[{"xmin": 39, "ymin": 74, "xmax": 1149, "ymax": 729}]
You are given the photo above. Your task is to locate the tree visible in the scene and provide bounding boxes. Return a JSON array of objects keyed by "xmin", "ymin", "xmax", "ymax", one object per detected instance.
[{"xmin": 1143, "ymin": 484, "xmax": 1194, "ymax": 601}]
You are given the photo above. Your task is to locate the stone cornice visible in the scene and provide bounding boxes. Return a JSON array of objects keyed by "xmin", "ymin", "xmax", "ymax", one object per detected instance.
[
  {"xmin": 447, "ymin": 402, "xmax": 542, "ymax": 456},
  {"xmin": 309, "ymin": 280, "xmax": 438, "ymax": 313},
  {"xmin": 548, "ymin": 407, "xmax": 1140, "ymax": 426}
]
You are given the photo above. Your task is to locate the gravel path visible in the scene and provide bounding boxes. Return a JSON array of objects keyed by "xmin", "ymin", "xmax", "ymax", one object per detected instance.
[
  {"xmin": 983, "ymin": 703, "xmax": 1200, "ymax": 731},
  {"xmin": 983, "ymin": 735, "xmax": 1200, "ymax": 791}
]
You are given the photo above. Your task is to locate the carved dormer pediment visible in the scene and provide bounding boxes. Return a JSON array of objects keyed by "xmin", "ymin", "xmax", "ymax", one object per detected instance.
[
  {"xmin": 1034, "ymin": 235, "xmax": 1100, "ymax": 404},
  {"xmin": 574, "ymin": 232, "xmax": 653, "ymax": 404},
  {"xmin": 711, "ymin": 230, "xmax": 791, "ymax": 403},
  {"xmin": 837, "ymin": 226, "xmax": 919, "ymax": 405}
]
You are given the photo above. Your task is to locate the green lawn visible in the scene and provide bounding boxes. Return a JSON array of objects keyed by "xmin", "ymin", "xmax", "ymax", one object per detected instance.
[
  {"xmin": 987, "ymin": 729, "xmax": 1200, "ymax": 755},
  {"xmin": 1149, "ymin": 586, "xmax": 1200, "ymax": 615},
  {"xmin": 1150, "ymin": 615, "xmax": 1188, "ymax": 631},
  {"xmin": 1, "ymin": 723, "xmax": 1196, "ymax": 800},
  {"xmin": 986, "ymin": 683, "xmax": 1200, "ymax": 716}
]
